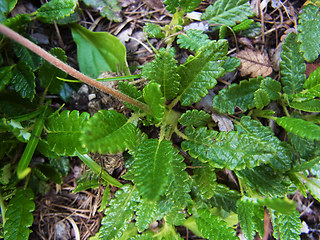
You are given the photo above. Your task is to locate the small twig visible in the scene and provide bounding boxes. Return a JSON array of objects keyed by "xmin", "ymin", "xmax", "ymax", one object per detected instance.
[{"xmin": 0, "ymin": 24, "xmax": 150, "ymax": 112}]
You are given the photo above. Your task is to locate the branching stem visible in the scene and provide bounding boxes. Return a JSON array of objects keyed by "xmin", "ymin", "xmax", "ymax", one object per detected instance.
[{"xmin": 0, "ymin": 24, "xmax": 150, "ymax": 112}]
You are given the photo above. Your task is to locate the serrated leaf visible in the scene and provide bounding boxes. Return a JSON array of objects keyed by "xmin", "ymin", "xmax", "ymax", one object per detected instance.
[
  {"xmin": 136, "ymin": 199, "xmax": 158, "ymax": 232},
  {"xmin": 213, "ymin": 77, "xmax": 261, "ymax": 114},
  {"xmin": 179, "ymin": 109, "xmax": 212, "ymax": 127},
  {"xmin": 288, "ymin": 132, "xmax": 320, "ymax": 161},
  {"xmin": 254, "ymin": 88, "xmax": 270, "ymax": 109},
  {"xmin": 280, "ymin": 32, "xmax": 306, "ymax": 94},
  {"xmin": 164, "ymin": 0, "xmax": 202, "ymax": 13},
  {"xmin": 46, "ymin": 110, "xmax": 90, "ymax": 156},
  {"xmin": 1, "ymin": 118, "xmax": 30, "ymax": 142},
  {"xmin": 259, "ymin": 197, "xmax": 297, "ymax": 214},
  {"xmin": 82, "ymin": 0, "xmax": 121, "ymax": 22},
  {"xmin": 196, "ymin": 208, "xmax": 237, "ymax": 240},
  {"xmin": 304, "ymin": 66, "xmax": 320, "ymax": 89},
  {"xmin": 276, "ymin": 117, "xmax": 320, "ymax": 141},
  {"xmin": 12, "ymin": 42, "xmax": 41, "ymax": 71},
  {"xmin": 260, "ymin": 77, "xmax": 282, "ymax": 100},
  {"xmin": 178, "ymin": 40, "xmax": 228, "ymax": 106},
  {"xmin": 36, "ymin": 163, "xmax": 62, "ymax": 184},
  {"xmin": 236, "ymin": 165, "xmax": 290, "ymax": 197},
  {"xmin": 143, "ymin": 82, "xmax": 165, "ymax": 123},
  {"xmin": 73, "ymin": 175, "xmax": 99, "ymax": 193},
  {"xmin": 133, "ymin": 139, "xmax": 174, "ymax": 201},
  {"xmin": 36, "ymin": 0, "xmax": 77, "ymax": 23},
  {"xmin": 236, "ymin": 197, "xmax": 256, "ymax": 240},
  {"xmin": 82, "ymin": 110, "xmax": 139, "ymax": 154},
  {"xmin": 0, "ymin": 66, "xmax": 13, "ymax": 91},
  {"xmin": 272, "ymin": 210, "xmax": 302, "ymax": 240},
  {"xmin": 128, "ymin": 231, "xmax": 155, "ymax": 240},
  {"xmin": 209, "ymin": 184, "xmax": 241, "ymax": 212},
  {"xmin": 4, "ymin": 188, "xmax": 35, "ymax": 240},
  {"xmin": 71, "ymin": 24, "xmax": 129, "ymax": 78},
  {"xmin": 38, "ymin": 48, "xmax": 67, "ymax": 95},
  {"xmin": 97, "ymin": 184, "xmax": 139, "ymax": 240},
  {"xmin": 201, "ymin": 0, "xmax": 254, "ymax": 29},
  {"xmin": 142, "ymin": 51, "xmax": 180, "ymax": 100},
  {"xmin": 192, "ymin": 162, "xmax": 217, "ymax": 199},
  {"xmin": 11, "ymin": 61, "xmax": 35, "ymax": 101},
  {"xmin": 177, "ymin": 29, "xmax": 211, "ymax": 51},
  {"xmin": 289, "ymin": 98, "xmax": 320, "ymax": 112},
  {"xmin": 143, "ymin": 23, "xmax": 165, "ymax": 38},
  {"xmin": 117, "ymin": 81, "xmax": 143, "ymax": 112},
  {"xmin": 298, "ymin": 4, "xmax": 320, "ymax": 62},
  {"xmin": 222, "ymin": 56, "xmax": 241, "ymax": 72}
]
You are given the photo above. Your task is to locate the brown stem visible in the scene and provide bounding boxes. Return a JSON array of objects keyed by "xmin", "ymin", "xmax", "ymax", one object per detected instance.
[{"xmin": 0, "ymin": 24, "xmax": 149, "ymax": 112}]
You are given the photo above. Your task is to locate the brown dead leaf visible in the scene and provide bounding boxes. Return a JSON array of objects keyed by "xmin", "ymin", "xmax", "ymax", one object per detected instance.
[
  {"xmin": 211, "ymin": 111, "xmax": 234, "ymax": 132},
  {"xmin": 237, "ymin": 48, "xmax": 273, "ymax": 77}
]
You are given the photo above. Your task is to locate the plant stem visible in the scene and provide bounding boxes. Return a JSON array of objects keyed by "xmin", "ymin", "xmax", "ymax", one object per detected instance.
[
  {"xmin": 0, "ymin": 192, "xmax": 6, "ymax": 226},
  {"xmin": 0, "ymin": 24, "xmax": 150, "ymax": 112}
]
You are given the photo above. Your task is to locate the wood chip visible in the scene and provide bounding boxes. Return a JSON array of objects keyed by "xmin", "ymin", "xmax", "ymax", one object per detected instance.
[{"xmin": 237, "ymin": 48, "xmax": 273, "ymax": 77}]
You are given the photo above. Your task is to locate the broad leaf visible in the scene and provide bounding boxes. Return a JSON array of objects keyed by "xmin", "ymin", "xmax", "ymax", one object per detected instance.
[
  {"xmin": 82, "ymin": 110, "xmax": 139, "ymax": 154},
  {"xmin": 82, "ymin": 0, "xmax": 121, "ymax": 22},
  {"xmin": 178, "ymin": 40, "xmax": 228, "ymax": 106},
  {"xmin": 11, "ymin": 61, "xmax": 35, "ymax": 101},
  {"xmin": 272, "ymin": 210, "xmax": 302, "ymax": 240},
  {"xmin": 179, "ymin": 109, "xmax": 212, "ymax": 127},
  {"xmin": 236, "ymin": 197, "xmax": 256, "ymax": 240},
  {"xmin": 133, "ymin": 139, "xmax": 174, "ymax": 201},
  {"xmin": 280, "ymin": 32, "xmax": 306, "ymax": 94},
  {"xmin": 71, "ymin": 24, "xmax": 129, "ymax": 78},
  {"xmin": 46, "ymin": 110, "xmax": 90, "ymax": 156},
  {"xmin": 38, "ymin": 48, "xmax": 67, "ymax": 95},
  {"xmin": 201, "ymin": 0, "xmax": 254, "ymax": 28},
  {"xmin": 177, "ymin": 29, "xmax": 211, "ymax": 51},
  {"xmin": 196, "ymin": 208, "xmax": 237, "ymax": 240},
  {"xmin": 213, "ymin": 77, "xmax": 260, "ymax": 114},
  {"xmin": 297, "ymin": 4, "xmax": 320, "ymax": 62},
  {"xmin": 143, "ymin": 82, "xmax": 165, "ymax": 123},
  {"xmin": 97, "ymin": 185, "xmax": 140, "ymax": 239},
  {"xmin": 142, "ymin": 51, "xmax": 180, "ymax": 100},
  {"xmin": 276, "ymin": 117, "xmax": 320, "ymax": 141},
  {"xmin": 4, "ymin": 188, "xmax": 35, "ymax": 240},
  {"xmin": 0, "ymin": 0, "xmax": 17, "ymax": 15},
  {"xmin": 36, "ymin": 0, "xmax": 77, "ymax": 23}
]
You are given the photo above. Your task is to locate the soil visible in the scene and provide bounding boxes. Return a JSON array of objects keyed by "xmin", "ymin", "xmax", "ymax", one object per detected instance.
[{"xmin": 9, "ymin": 0, "xmax": 318, "ymax": 239}]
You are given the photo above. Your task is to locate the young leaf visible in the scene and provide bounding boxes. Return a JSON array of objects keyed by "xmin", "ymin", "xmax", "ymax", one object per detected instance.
[
  {"xmin": 47, "ymin": 110, "xmax": 90, "ymax": 156},
  {"xmin": 272, "ymin": 210, "xmax": 302, "ymax": 240},
  {"xmin": 222, "ymin": 56, "xmax": 241, "ymax": 73},
  {"xmin": 143, "ymin": 23, "xmax": 165, "ymax": 39},
  {"xmin": 297, "ymin": 4, "xmax": 320, "ymax": 62},
  {"xmin": 178, "ymin": 40, "xmax": 228, "ymax": 106},
  {"xmin": 276, "ymin": 117, "xmax": 320, "ymax": 141},
  {"xmin": 133, "ymin": 139, "xmax": 174, "ymax": 201},
  {"xmin": 11, "ymin": 61, "xmax": 35, "ymax": 101},
  {"xmin": 236, "ymin": 197, "xmax": 256, "ymax": 240},
  {"xmin": 280, "ymin": 32, "xmax": 306, "ymax": 94},
  {"xmin": 201, "ymin": 0, "xmax": 254, "ymax": 28},
  {"xmin": 38, "ymin": 48, "xmax": 67, "ymax": 95},
  {"xmin": 142, "ymin": 51, "xmax": 180, "ymax": 100},
  {"xmin": 254, "ymin": 88, "xmax": 270, "ymax": 109},
  {"xmin": 179, "ymin": 109, "xmax": 212, "ymax": 127},
  {"xmin": 177, "ymin": 29, "xmax": 211, "ymax": 51},
  {"xmin": 164, "ymin": 0, "xmax": 202, "ymax": 13},
  {"xmin": 71, "ymin": 24, "xmax": 129, "ymax": 78},
  {"xmin": 81, "ymin": 110, "xmax": 139, "ymax": 154},
  {"xmin": 260, "ymin": 77, "xmax": 282, "ymax": 100},
  {"xmin": 213, "ymin": 77, "xmax": 260, "ymax": 114},
  {"xmin": 4, "ymin": 188, "xmax": 35, "ymax": 240},
  {"xmin": 82, "ymin": 0, "xmax": 121, "ymax": 22},
  {"xmin": 97, "ymin": 184, "xmax": 140, "ymax": 239},
  {"xmin": 36, "ymin": 0, "xmax": 77, "ymax": 23},
  {"xmin": 143, "ymin": 82, "xmax": 165, "ymax": 123},
  {"xmin": 196, "ymin": 208, "xmax": 237, "ymax": 240}
]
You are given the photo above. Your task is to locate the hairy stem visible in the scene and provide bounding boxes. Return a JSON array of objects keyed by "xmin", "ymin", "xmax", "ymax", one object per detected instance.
[{"xmin": 0, "ymin": 24, "xmax": 150, "ymax": 112}]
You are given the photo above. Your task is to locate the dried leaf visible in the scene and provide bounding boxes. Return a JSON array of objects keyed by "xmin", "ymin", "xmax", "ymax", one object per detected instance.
[
  {"xmin": 211, "ymin": 111, "xmax": 234, "ymax": 132},
  {"xmin": 237, "ymin": 48, "xmax": 273, "ymax": 77}
]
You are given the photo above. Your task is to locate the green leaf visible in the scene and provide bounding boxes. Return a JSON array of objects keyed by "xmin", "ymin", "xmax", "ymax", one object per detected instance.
[
  {"xmin": 73, "ymin": 173, "xmax": 99, "ymax": 193},
  {"xmin": 213, "ymin": 77, "xmax": 260, "ymax": 114},
  {"xmin": 0, "ymin": 66, "xmax": 13, "ymax": 91},
  {"xmin": 177, "ymin": 29, "xmax": 211, "ymax": 51},
  {"xmin": 36, "ymin": 0, "xmax": 77, "ymax": 23},
  {"xmin": 143, "ymin": 82, "xmax": 165, "ymax": 123},
  {"xmin": 209, "ymin": 184, "xmax": 241, "ymax": 212},
  {"xmin": 49, "ymin": 158, "xmax": 69, "ymax": 176},
  {"xmin": 11, "ymin": 61, "xmax": 35, "ymax": 101},
  {"xmin": 276, "ymin": 117, "xmax": 320, "ymax": 141},
  {"xmin": 142, "ymin": 51, "xmax": 181, "ymax": 100},
  {"xmin": 133, "ymin": 139, "xmax": 174, "ymax": 201},
  {"xmin": 236, "ymin": 197, "xmax": 256, "ymax": 240},
  {"xmin": 0, "ymin": 163, "xmax": 11, "ymax": 185},
  {"xmin": 259, "ymin": 197, "xmax": 297, "ymax": 214},
  {"xmin": 272, "ymin": 210, "xmax": 302, "ymax": 240},
  {"xmin": 1, "ymin": 118, "xmax": 30, "ymax": 142},
  {"xmin": 259, "ymin": 77, "xmax": 282, "ymax": 100},
  {"xmin": 47, "ymin": 110, "xmax": 90, "ymax": 156},
  {"xmin": 201, "ymin": 0, "xmax": 254, "ymax": 28},
  {"xmin": 280, "ymin": 32, "xmax": 306, "ymax": 94},
  {"xmin": 136, "ymin": 199, "xmax": 158, "ymax": 232},
  {"xmin": 97, "ymin": 184, "xmax": 139, "ymax": 239},
  {"xmin": 35, "ymin": 163, "xmax": 63, "ymax": 184},
  {"xmin": 81, "ymin": 110, "xmax": 139, "ymax": 154},
  {"xmin": 38, "ymin": 48, "xmax": 67, "ymax": 95},
  {"xmin": 99, "ymin": 186, "xmax": 110, "ymax": 212},
  {"xmin": 192, "ymin": 162, "xmax": 217, "ymax": 199},
  {"xmin": 179, "ymin": 109, "xmax": 212, "ymax": 127},
  {"xmin": 304, "ymin": 66, "xmax": 320, "ymax": 89},
  {"xmin": 196, "ymin": 208, "xmax": 237, "ymax": 240},
  {"xmin": 12, "ymin": 43, "xmax": 41, "ymax": 71},
  {"xmin": 289, "ymin": 97, "xmax": 320, "ymax": 112},
  {"xmin": 222, "ymin": 56, "xmax": 241, "ymax": 73},
  {"xmin": 117, "ymin": 81, "xmax": 143, "ymax": 111},
  {"xmin": 0, "ymin": 0, "xmax": 17, "ymax": 15},
  {"xmin": 301, "ymin": 176, "xmax": 320, "ymax": 202},
  {"xmin": 288, "ymin": 132, "xmax": 320, "ymax": 161},
  {"xmin": 71, "ymin": 24, "xmax": 129, "ymax": 78},
  {"xmin": 82, "ymin": 0, "xmax": 121, "ymax": 21},
  {"xmin": 254, "ymin": 88, "xmax": 270, "ymax": 109},
  {"xmin": 298, "ymin": 4, "xmax": 320, "ymax": 62},
  {"xmin": 178, "ymin": 40, "xmax": 228, "ymax": 106},
  {"xmin": 232, "ymin": 19, "xmax": 254, "ymax": 32},
  {"xmin": 143, "ymin": 23, "xmax": 165, "ymax": 39},
  {"xmin": 164, "ymin": 0, "xmax": 202, "ymax": 13},
  {"xmin": 4, "ymin": 188, "xmax": 35, "ymax": 240}
]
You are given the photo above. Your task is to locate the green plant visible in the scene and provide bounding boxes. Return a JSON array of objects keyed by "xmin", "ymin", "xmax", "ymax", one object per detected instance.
[{"xmin": 1, "ymin": 0, "xmax": 320, "ymax": 239}]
